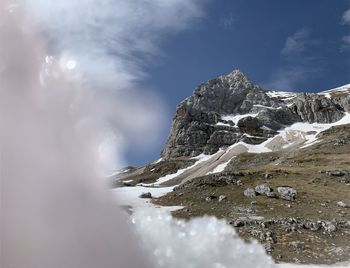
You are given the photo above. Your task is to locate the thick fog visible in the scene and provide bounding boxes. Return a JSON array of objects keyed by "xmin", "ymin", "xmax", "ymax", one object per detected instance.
[{"xmin": 1, "ymin": 1, "xmax": 278, "ymax": 268}]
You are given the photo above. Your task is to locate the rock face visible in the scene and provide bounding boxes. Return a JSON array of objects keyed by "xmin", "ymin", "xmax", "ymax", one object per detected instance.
[
  {"xmin": 161, "ymin": 70, "xmax": 348, "ymax": 159},
  {"xmin": 288, "ymin": 94, "xmax": 344, "ymax": 124}
]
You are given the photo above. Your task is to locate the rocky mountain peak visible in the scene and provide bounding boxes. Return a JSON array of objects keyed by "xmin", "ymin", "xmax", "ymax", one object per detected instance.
[
  {"xmin": 161, "ymin": 71, "xmax": 349, "ymax": 160},
  {"xmin": 224, "ymin": 69, "xmax": 251, "ymax": 84}
]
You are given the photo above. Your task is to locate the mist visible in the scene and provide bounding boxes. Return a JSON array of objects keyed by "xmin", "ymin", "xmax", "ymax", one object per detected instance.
[
  {"xmin": 1, "ymin": 1, "xmax": 280, "ymax": 268},
  {"xmin": 0, "ymin": 1, "xmax": 155, "ymax": 267}
]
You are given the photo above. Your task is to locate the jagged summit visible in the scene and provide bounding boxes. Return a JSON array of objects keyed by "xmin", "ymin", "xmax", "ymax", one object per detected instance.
[
  {"xmin": 224, "ymin": 69, "xmax": 250, "ymax": 81},
  {"xmin": 195, "ymin": 69, "xmax": 254, "ymax": 97},
  {"xmin": 161, "ymin": 70, "xmax": 350, "ymax": 159}
]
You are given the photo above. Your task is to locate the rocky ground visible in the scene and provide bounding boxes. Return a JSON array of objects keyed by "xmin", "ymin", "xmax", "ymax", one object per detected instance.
[{"xmin": 148, "ymin": 124, "xmax": 350, "ymax": 265}]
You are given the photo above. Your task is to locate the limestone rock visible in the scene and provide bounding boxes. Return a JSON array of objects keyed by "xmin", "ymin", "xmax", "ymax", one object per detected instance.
[
  {"xmin": 277, "ymin": 187, "xmax": 297, "ymax": 201},
  {"xmin": 139, "ymin": 192, "xmax": 152, "ymax": 199},
  {"xmin": 244, "ymin": 188, "xmax": 257, "ymax": 198},
  {"xmin": 255, "ymin": 184, "xmax": 272, "ymax": 195}
]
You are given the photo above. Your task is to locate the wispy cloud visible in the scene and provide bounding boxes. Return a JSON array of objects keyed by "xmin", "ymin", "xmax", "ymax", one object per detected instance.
[
  {"xmin": 266, "ymin": 28, "xmax": 322, "ymax": 91},
  {"xmin": 220, "ymin": 12, "xmax": 235, "ymax": 29},
  {"xmin": 343, "ymin": 35, "xmax": 350, "ymax": 46},
  {"xmin": 266, "ymin": 63, "xmax": 322, "ymax": 91},
  {"xmin": 341, "ymin": 8, "xmax": 350, "ymax": 51},
  {"xmin": 25, "ymin": 0, "xmax": 207, "ymax": 88},
  {"xmin": 342, "ymin": 8, "xmax": 350, "ymax": 24},
  {"xmin": 281, "ymin": 28, "xmax": 310, "ymax": 56}
]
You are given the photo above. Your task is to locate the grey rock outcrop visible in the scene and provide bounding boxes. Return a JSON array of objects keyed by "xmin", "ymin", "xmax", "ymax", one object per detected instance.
[
  {"xmin": 277, "ymin": 187, "xmax": 297, "ymax": 201},
  {"xmin": 333, "ymin": 94, "xmax": 350, "ymax": 112},
  {"xmin": 255, "ymin": 184, "xmax": 272, "ymax": 195},
  {"xmin": 161, "ymin": 69, "xmax": 349, "ymax": 159},
  {"xmin": 139, "ymin": 192, "xmax": 152, "ymax": 199},
  {"xmin": 289, "ymin": 94, "xmax": 344, "ymax": 123},
  {"xmin": 244, "ymin": 188, "xmax": 257, "ymax": 198}
]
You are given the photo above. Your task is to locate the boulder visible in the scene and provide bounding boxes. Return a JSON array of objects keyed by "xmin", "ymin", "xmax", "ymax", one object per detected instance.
[
  {"xmin": 322, "ymin": 221, "xmax": 337, "ymax": 233},
  {"xmin": 328, "ymin": 170, "xmax": 348, "ymax": 177},
  {"xmin": 244, "ymin": 188, "xmax": 257, "ymax": 197},
  {"xmin": 337, "ymin": 201, "xmax": 349, "ymax": 208},
  {"xmin": 277, "ymin": 187, "xmax": 297, "ymax": 201},
  {"xmin": 218, "ymin": 195, "xmax": 227, "ymax": 202},
  {"xmin": 139, "ymin": 192, "xmax": 152, "ymax": 199},
  {"xmin": 205, "ymin": 195, "xmax": 217, "ymax": 202},
  {"xmin": 255, "ymin": 184, "xmax": 272, "ymax": 195}
]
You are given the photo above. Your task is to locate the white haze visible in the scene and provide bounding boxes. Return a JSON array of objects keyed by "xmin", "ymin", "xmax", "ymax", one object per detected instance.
[{"xmin": 0, "ymin": 0, "xmax": 320, "ymax": 268}]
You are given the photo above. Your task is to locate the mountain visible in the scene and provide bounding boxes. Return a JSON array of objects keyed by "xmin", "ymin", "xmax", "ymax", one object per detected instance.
[
  {"xmin": 162, "ymin": 69, "xmax": 347, "ymax": 159},
  {"xmin": 114, "ymin": 70, "xmax": 350, "ymax": 265}
]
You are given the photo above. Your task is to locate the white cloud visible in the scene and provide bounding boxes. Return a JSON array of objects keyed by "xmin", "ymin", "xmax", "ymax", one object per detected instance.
[
  {"xmin": 265, "ymin": 64, "xmax": 321, "ymax": 91},
  {"xmin": 25, "ymin": 0, "xmax": 207, "ymax": 88},
  {"xmin": 281, "ymin": 28, "xmax": 310, "ymax": 56},
  {"xmin": 341, "ymin": 9, "xmax": 350, "ymax": 51},
  {"xmin": 220, "ymin": 12, "xmax": 235, "ymax": 29},
  {"xmin": 265, "ymin": 28, "xmax": 322, "ymax": 91},
  {"xmin": 342, "ymin": 8, "xmax": 350, "ymax": 25},
  {"xmin": 343, "ymin": 35, "xmax": 350, "ymax": 45}
]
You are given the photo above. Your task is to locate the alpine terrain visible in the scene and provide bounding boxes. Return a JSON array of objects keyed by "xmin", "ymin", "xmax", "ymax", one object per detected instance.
[{"xmin": 114, "ymin": 70, "xmax": 350, "ymax": 265}]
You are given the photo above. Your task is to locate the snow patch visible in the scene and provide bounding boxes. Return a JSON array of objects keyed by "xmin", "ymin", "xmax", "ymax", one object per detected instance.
[
  {"xmin": 151, "ymin": 153, "xmax": 213, "ymax": 185},
  {"xmin": 217, "ymin": 113, "xmax": 259, "ymax": 127},
  {"xmin": 207, "ymin": 159, "xmax": 232, "ymax": 174},
  {"xmin": 282, "ymin": 112, "xmax": 350, "ymax": 149},
  {"xmin": 153, "ymin": 158, "xmax": 163, "ymax": 164},
  {"xmin": 253, "ymin": 104, "xmax": 282, "ymax": 110},
  {"xmin": 266, "ymin": 91, "xmax": 296, "ymax": 100},
  {"xmin": 320, "ymin": 83, "xmax": 350, "ymax": 94},
  {"xmin": 113, "ymin": 186, "xmax": 181, "ymax": 213}
]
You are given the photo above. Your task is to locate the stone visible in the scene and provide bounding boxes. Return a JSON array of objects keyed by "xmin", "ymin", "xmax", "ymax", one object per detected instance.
[
  {"xmin": 322, "ymin": 221, "xmax": 337, "ymax": 233},
  {"xmin": 304, "ymin": 221, "xmax": 321, "ymax": 232},
  {"xmin": 214, "ymin": 173, "xmax": 240, "ymax": 185},
  {"xmin": 233, "ymin": 219, "xmax": 245, "ymax": 227},
  {"xmin": 263, "ymin": 173, "xmax": 273, "ymax": 180},
  {"xmin": 255, "ymin": 184, "xmax": 272, "ymax": 195},
  {"xmin": 277, "ymin": 187, "xmax": 297, "ymax": 201},
  {"xmin": 218, "ymin": 195, "xmax": 227, "ymax": 202},
  {"xmin": 328, "ymin": 170, "xmax": 348, "ymax": 177},
  {"xmin": 265, "ymin": 243, "xmax": 273, "ymax": 253},
  {"xmin": 290, "ymin": 241, "xmax": 304, "ymax": 249},
  {"xmin": 139, "ymin": 192, "xmax": 152, "ymax": 199},
  {"xmin": 244, "ymin": 188, "xmax": 257, "ymax": 197},
  {"xmin": 344, "ymin": 221, "xmax": 350, "ymax": 229},
  {"xmin": 337, "ymin": 201, "xmax": 349, "ymax": 208},
  {"xmin": 205, "ymin": 195, "xmax": 217, "ymax": 202},
  {"xmin": 266, "ymin": 192, "xmax": 278, "ymax": 198}
]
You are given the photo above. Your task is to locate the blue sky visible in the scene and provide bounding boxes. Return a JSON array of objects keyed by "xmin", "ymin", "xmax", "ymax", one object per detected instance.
[{"xmin": 125, "ymin": 0, "xmax": 350, "ymax": 166}]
